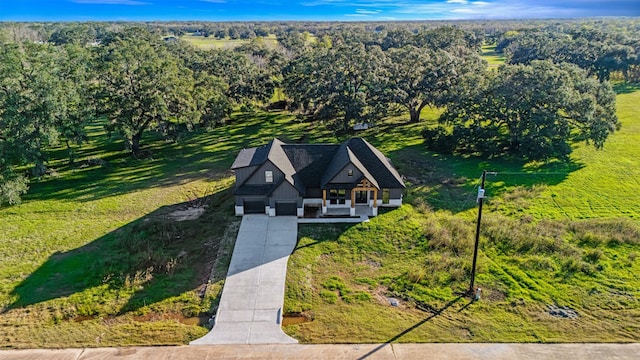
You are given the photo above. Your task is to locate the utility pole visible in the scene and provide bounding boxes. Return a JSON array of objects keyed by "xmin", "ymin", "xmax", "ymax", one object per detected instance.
[{"xmin": 469, "ymin": 170, "xmax": 487, "ymax": 297}]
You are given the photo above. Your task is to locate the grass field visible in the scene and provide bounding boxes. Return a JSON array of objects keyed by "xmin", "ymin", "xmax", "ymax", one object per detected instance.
[
  {"xmin": 0, "ymin": 79, "xmax": 639, "ymax": 347},
  {"xmin": 0, "ymin": 111, "xmax": 336, "ymax": 348},
  {"xmin": 481, "ymin": 43, "xmax": 506, "ymax": 68},
  {"xmin": 180, "ymin": 33, "xmax": 278, "ymax": 50},
  {"xmin": 282, "ymin": 86, "xmax": 640, "ymax": 343}
]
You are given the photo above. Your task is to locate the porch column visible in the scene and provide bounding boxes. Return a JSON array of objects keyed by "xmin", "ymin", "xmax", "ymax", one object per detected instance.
[
  {"xmin": 350, "ymin": 189, "xmax": 356, "ymax": 216},
  {"xmin": 372, "ymin": 188, "xmax": 378, "ymax": 216},
  {"xmin": 322, "ymin": 189, "xmax": 327, "ymax": 214}
]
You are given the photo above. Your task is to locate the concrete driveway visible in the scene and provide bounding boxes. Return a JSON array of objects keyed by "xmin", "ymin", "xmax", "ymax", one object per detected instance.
[{"xmin": 190, "ymin": 215, "xmax": 298, "ymax": 345}]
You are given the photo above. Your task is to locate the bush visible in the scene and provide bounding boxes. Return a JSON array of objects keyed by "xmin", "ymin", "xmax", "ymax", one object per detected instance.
[
  {"xmin": 319, "ymin": 289, "xmax": 337, "ymax": 304},
  {"xmin": 569, "ymin": 219, "xmax": 640, "ymax": 246},
  {"xmin": 422, "ymin": 126, "xmax": 454, "ymax": 153},
  {"xmin": 0, "ymin": 173, "xmax": 29, "ymax": 206},
  {"xmin": 584, "ymin": 249, "xmax": 604, "ymax": 263}
]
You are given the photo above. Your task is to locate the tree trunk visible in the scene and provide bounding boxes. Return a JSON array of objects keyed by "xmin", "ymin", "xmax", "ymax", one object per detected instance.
[
  {"xmin": 131, "ymin": 132, "xmax": 143, "ymax": 157},
  {"xmin": 409, "ymin": 107, "xmax": 421, "ymax": 123},
  {"xmin": 342, "ymin": 117, "xmax": 350, "ymax": 132},
  {"xmin": 65, "ymin": 140, "xmax": 75, "ymax": 166}
]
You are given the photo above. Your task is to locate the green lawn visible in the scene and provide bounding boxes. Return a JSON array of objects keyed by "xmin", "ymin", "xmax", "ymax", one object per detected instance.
[
  {"xmin": 0, "ymin": 111, "xmax": 339, "ymax": 348},
  {"xmin": 0, "ymin": 85, "xmax": 639, "ymax": 347},
  {"xmin": 180, "ymin": 33, "xmax": 278, "ymax": 50},
  {"xmin": 282, "ymin": 86, "xmax": 640, "ymax": 343},
  {"xmin": 482, "ymin": 43, "xmax": 506, "ymax": 68}
]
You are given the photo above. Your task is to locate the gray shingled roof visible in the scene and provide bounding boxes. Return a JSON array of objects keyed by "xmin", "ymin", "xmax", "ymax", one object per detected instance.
[
  {"xmin": 282, "ymin": 144, "xmax": 338, "ymax": 189},
  {"xmin": 230, "ymin": 141, "xmax": 271, "ymax": 169},
  {"xmin": 231, "ymin": 137, "xmax": 404, "ymax": 193},
  {"xmin": 266, "ymin": 138, "xmax": 297, "ymax": 186},
  {"xmin": 343, "ymin": 138, "xmax": 405, "ymax": 189},
  {"xmin": 321, "ymin": 142, "xmax": 379, "ymax": 189}
]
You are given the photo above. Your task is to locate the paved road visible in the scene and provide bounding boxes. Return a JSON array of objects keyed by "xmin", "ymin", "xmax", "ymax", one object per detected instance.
[
  {"xmin": 2, "ymin": 343, "xmax": 639, "ymax": 359},
  {"xmin": 190, "ymin": 215, "xmax": 298, "ymax": 345}
]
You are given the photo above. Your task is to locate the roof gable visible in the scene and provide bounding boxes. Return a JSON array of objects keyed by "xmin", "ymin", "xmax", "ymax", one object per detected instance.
[
  {"xmin": 321, "ymin": 145, "xmax": 380, "ymax": 189},
  {"xmin": 230, "ymin": 137, "xmax": 404, "ymax": 193},
  {"xmin": 344, "ymin": 138, "xmax": 405, "ymax": 189}
]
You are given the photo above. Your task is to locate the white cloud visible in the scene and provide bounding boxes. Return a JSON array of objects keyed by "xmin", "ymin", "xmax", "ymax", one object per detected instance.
[
  {"xmin": 303, "ymin": 0, "xmax": 638, "ymax": 19},
  {"xmin": 356, "ymin": 9, "xmax": 382, "ymax": 14},
  {"xmin": 301, "ymin": 0, "xmax": 400, "ymax": 7},
  {"xmin": 71, "ymin": 0, "xmax": 149, "ymax": 5}
]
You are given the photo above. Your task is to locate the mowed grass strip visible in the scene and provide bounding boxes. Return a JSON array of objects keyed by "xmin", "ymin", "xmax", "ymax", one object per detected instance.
[
  {"xmin": 180, "ymin": 33, "xmax": 279, "ymax": 50},
  {"xmin": 481, "ymin": 43, "xmax": 506, "ymax": 68}
]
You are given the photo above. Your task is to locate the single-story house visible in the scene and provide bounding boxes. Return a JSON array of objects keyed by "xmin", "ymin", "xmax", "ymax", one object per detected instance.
[{"xmin": 231, "ymin": 137, "xmax": 405, "ymax": 217}]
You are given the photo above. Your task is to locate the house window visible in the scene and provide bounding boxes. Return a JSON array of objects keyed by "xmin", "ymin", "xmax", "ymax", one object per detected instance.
[
  {"xmin": 265, "ymin": 171, "xmax": 273, "ymax": 183},
  {"xmin": 382, "ymin": 189, "xmax": 390, "ymax": 204},
  {"xmin": 347, "ymin": 169, "xmax": 353, "ymax": 177},
  {"xmin": 329, "ymin": 189, "xmax": 346, "ymax": 205}
]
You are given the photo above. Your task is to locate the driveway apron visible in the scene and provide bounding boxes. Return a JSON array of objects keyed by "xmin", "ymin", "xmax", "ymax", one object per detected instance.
[{"xmin": 190, "ymin": 215, "xmax": 298, "ymax": 344}]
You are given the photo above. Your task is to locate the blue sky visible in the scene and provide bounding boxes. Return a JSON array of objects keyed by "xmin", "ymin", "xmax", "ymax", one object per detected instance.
[{"xmin": 1, "ymin": 0, "xmax": 639, "ymax": 21}]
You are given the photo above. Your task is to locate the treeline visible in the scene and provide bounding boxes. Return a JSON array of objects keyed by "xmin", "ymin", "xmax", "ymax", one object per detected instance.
[
  {"xmin": 0, "ymin": 20, "xmax": 637, "ymax": 205},
  {"xmin": 4, "ymin": 18, "xmax": 639, "ymax": 44},
  {"xmin": 497, "ymin": 26, "xmax": 640, "ymax": 82}
]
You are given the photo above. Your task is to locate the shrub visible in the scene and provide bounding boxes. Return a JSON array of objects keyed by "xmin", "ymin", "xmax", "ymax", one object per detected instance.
[
  {"xmin": 354, "ymin": 277, "xmax": 377, "ymax": 288},
  {"xmin": 584, "ymin": 249, "xmax": 604, "ymax": 263},
  {"xmin": 322, "ymin": 276, "xmax": 351, "ymax": 296},
  {"xmin": 570, "ymin": 219, "xmax": 640, "ymax": 246},
  {"xmin": 406, "ymin": 267, "xmax": 427, "ymax": 284},
  {"xmin": 0, "ymin": 173, "xmax": 29, "ymax": 206},
  {"xmin": 343, "ymin": 291, "xmax": 371, "ymax": 304},
  {"xmin": 422, "ymin": 126, "xmax": 454, "ymax": 153},
  {"xmin": 319, "ymin": 289, "xmax": 337, "ymax": 304}
]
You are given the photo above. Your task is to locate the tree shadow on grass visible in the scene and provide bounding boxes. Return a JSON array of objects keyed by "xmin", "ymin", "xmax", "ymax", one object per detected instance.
[
  {"xmin": 25, "ymin": 112, "xmax": 299, "ymax": 204},
  {"xmin": 5, "ymin": 187, "xmax": 238, "ymax": 317},
  {"xmin": 613, "ymin": 82, "xmax": 640, "ymax": 95},
  {"xmin": 388, "ymin": 143, "xmax": 584, "ymax": 213}
]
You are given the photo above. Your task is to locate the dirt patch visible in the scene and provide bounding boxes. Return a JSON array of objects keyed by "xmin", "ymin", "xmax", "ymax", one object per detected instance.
[
  {"xmin": 372, "ymin": 286, "xmax": 409, "ymax": 310},
  {"xmin": 282, "ymin": 311, "xmax": 314, "ymax": 326},
  {"xmin": 168, "ymin": 207, "xmax": 206, "ymax": 221},
  {"xmin": 547, "ymin": 304, "xmax": 579, "ymax": 319},
  {"xmin": 485, "ymin": 288, "xmax": 507, "ymax": 301},
  {"xmin": 361, "ymin": 259, "xmax": 382, "ymax": 269}
]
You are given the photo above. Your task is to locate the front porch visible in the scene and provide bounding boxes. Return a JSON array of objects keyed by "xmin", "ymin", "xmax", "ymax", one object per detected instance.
[
  {"xmin": 299, "ymin": 204, "xmax": 373, "ymax": 224},
  {"xmin": 321, "ymin": 179, "xmax": 379, "ymax": 217}
]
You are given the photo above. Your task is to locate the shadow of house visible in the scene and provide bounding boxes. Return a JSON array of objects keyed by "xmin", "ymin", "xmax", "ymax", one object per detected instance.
[{"xmin": 6, "ymin": 187, "xmax": 237, "ymax": 317}]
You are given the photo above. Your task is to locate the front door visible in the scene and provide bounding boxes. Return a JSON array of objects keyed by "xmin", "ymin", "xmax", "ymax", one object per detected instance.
[{"xmin": 355, "ymin": 190, "xmax": 368, "ymax": 204}]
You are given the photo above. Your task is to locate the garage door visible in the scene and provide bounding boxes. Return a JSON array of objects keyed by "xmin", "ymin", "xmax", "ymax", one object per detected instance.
[
  {"xmin": 244, "ymin": 200, "xmax": 265, "ymax": 214},
  {"xmin": 275, "ymin": 202, "xmax": 297, "ymax": 216}
]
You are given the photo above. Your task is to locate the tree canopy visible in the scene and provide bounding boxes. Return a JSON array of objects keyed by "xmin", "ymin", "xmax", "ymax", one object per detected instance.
[
  {"xmin": 434, "ymin": 61, "xmax": 619, "ymax": 160},
  {"xmin": 0, "ymin": 20, "xmax": 633, "ymax": 204},
  {"xmin": 97, "ymin": 29, "xmax": 200, "ymax": 157}
]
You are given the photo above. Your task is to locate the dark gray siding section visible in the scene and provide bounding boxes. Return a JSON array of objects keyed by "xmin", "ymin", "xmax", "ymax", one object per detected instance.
[
  {"xmin": 328, "ymin": 163, "xmax": 362, "ymax": 184},
  {"xmin": 269, "ymin": 181, "xmax": 301, "ymax": 207},
  {"xmin": 234, "ymin": 167, "xmax": 256, "ymax": 187},
  {"xmin": 246, "ymin": 161, "xmax": 283, "ymax": 185},
  {"xmin": 306, "ymin": 188, "xmax": 322, "ymax": 198},
  {"xmin": 390, "ymin": 188, "xmax": 403, "ymax": 199},
  {"xmin": 236, "ymin": 195, "xmax": 267, "ymax": 206}
]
